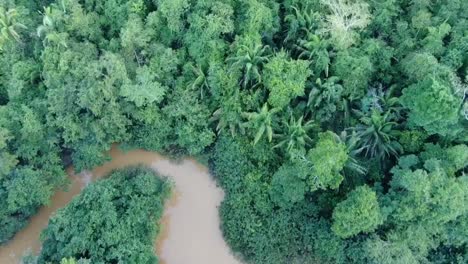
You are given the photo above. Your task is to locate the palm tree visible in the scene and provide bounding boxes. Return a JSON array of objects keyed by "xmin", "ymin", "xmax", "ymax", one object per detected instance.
[
  {"xmin": 306, "ymin": 77, "xmax": 344, "ymax": 121},
  {"xmin": 0, "ymin": 7, "xmax": 27, "ymax": 43},
  {"xmin": 352, "ymin": 110, "xmax": 402, "ymax": 160},
  {"xmin": 226, "ymin": 43, "xmax": 270, "ymax": 88},
  {"xmin": 211, "ymin": 107, "xmax": 245, "ymax": 137},
  {"xmin": 274, "ymin": 115, "xmax": 315, "ymax": 154},
  {"xmin": 210, "ymin": 90, "xmax": 245, "ymax": 136},
  {"xmin": 284, "ymin": 3, "xmax": 318, "ymax": 43},
  {"xmin": 187, "ymin": 64, "xmax": 209, "ymax": 99},
  {"xmin": 294, "ymin": 33, "xmax": 330, "ymax": 76},
  {"xmin": 346, "ymin": 85, "xmax": 403, "ymax": 161},
  {"xmin": 338, "ymin": 131, "xmax": 367, "ymax": 175},
  {"xmin": 242, "ymin": 103, "xmax": 279, "ymax": 145},
  {"xmin": 366, "ymin": 85, "xmax": 402, "ymax": 119},
  {"xmin": 37, "ymin": 7, "xmax": 54, "ymax": 38},
  {"xmin": 37, "ymin": 6, "xmax": 68, "ymax": 48}
]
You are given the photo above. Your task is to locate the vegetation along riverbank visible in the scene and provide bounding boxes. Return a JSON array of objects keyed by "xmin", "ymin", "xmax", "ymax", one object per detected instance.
[{"xmin": 0, "ymin": 0, "xmax": 467, "ymax": 263}]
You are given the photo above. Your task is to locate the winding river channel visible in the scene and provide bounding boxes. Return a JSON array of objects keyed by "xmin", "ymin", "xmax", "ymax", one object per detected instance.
[{"xmin": 0, "ymin": 146, "xmax": 242, "ymax": 264}]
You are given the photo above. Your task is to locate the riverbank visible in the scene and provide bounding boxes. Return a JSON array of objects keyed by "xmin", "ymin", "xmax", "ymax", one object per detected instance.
[{"xmin": 0, "ymin": 146, "xmax": 242, "ymax": 264}]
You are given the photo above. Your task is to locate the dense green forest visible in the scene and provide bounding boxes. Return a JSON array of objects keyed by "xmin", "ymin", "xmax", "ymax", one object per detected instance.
[
  {"xmin": 21, "ymin": 167, "xmax": 171, "ymax": 264},
  {"xmin": 37, "ymin": 167, "xmax": 170, "ymax": 264},
  {"xmin": 0, "ymin": 0, "xmax": 467, "ymax": 263}
]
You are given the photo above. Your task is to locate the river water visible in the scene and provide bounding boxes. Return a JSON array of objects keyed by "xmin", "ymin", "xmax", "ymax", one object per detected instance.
[{"xmin": 0, "ymin": 146, "xmax": 242, "ymax": 264}]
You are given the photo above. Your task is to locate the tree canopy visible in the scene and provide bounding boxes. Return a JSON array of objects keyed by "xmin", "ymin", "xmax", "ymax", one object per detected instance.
[
  {"xmin": 0, "ymin": 0, "xmax": 467, "ymax": 263},
  {"xmin": 39, "ymin": 167, "xmax": 171, "ymax": 264}
]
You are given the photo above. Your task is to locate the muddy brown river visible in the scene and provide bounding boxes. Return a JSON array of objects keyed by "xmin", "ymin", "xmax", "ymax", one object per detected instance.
[{"xmin": 0, "ymin": 146, "xmax": 243, "ymax": 264}]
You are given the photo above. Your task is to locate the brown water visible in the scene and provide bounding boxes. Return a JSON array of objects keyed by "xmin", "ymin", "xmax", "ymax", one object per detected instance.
[{"xmin": 0, "ymin": 146, "xmax": 242, "ymax": 264}]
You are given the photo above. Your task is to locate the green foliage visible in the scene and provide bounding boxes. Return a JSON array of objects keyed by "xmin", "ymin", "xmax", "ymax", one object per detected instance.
[
  {"xmin": 306, "ymin": 131, "xmax": 348, "ymax": 191},
  {"xmin": 320, "ymin": 0, "xmax": 371, "ymax": 49},
  {"xmin": 401, "ymin": 53, "xmax": 441, "ymax": 82},
  {"xmin": 120, "ymin": 14, "xmax": 151, "ymax": 52},
  {"xmin": 422, "ymin": 22, "xmax": 451, "ymax": 56},
  {"xmin": 157, "ymin": 0, "xmax": 190, "ymax": 33},
  {"xmin": 332, "ymin": 185, "xmax": 383, "ymax": 238},
  {"xmin": 5, "ymin": 167, "xmax": 52, "ymax": 212},
  {"xmin": 183, "ymin": 1, "xmax": 234, "ymax": 67},
  {"xmin": 186, "ymin": 64, "xmax": 210, "ymax": 99},
  {"xmin": 0, "ymin": 102, "xmax": 65, "ymax": 243},
  {"xmin": 402, "ymin": 77, "xmax": 463, "ymax": 136},
  {"xmin": 227, "ymin": 37, "xmax": 270, "ymax": 88},
  {"xmin": 332, "ymin": 50, "xmax": 373, "ymax": 100},
  {"xmin": 387, "ymin": 166, "xmax": 467, "ymax": 227},
  {"xmin": 212, "ymin": 134, "xmax": 256, "ymax": 190},
  {"xmin": 307, "ymin": 77, "xmax": 344, "ymax": 122},
  {"xmin": 420, "ymin": 143, "xmax": 468, "ymax": 177},
  {"xmin": 1, "ymin": 0, "xmax": 467, "ymax": 263},
  {"xmin": 274, "ymin": 115, "xmax": 315, "ymax": 154},
  {"xmin": 270, "ymin": 163, "xmax": 306, "ymax": 207},
  {"xmin": 0, "ymin": 7, "xmax": 27, "ymax": 47},
  {"xmin": 263, "ymin": 51, "xmax": 311, "ymax": 108},
  {"xmin": 208, "ymin": 64, "xmax": 243, "ymax": 126},
  {"xmin": 236, "ymin": 0, "xmax": 279, "ymax": 39},
  {"xmin": 242, "ymin": 103, "xmax": 278, "ymax": 145},
  {"xmin": 353, "ymin": 110, "xmax": 402, "ymax": 160},
  {"xmin": 120, "ymin": 66, "xmax": 167, "ymax": 107},
  {"xmin": 39, "ymin": 167, "xmax": 171, "ymax": 264},
  {"xmin": 60, "ymin": 258, "xmax": 77, "ymax": 264},
  {"xmin": 162, "ymin": 79, "xmax": 215, "ymax": 155},
  {"xmin": 0, "ymin": 166, "xmax": 55, "ymax": 243},
  {"xmin": 43, "ymin": 44, "xmax": 130, "ymax": 170},
  {"xmin": 398, "ymin": 129, "xmax": 428, "ymax": 153}
]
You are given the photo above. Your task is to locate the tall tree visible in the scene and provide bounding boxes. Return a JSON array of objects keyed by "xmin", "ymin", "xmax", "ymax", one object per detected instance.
[
  {"xmin": 263, "ymin": 51, "xmax": 311, "ymax": 108},
  {"xmin": 332, "ymin": 185, "xmax": 383, "ymax": 238},
  {"xmin": 0, "ymin": 7, "xmax": 27, "ymax": 45},
  {"xmin": 242, "ymin": 103, "xmax": 279, "ymax": 145}
]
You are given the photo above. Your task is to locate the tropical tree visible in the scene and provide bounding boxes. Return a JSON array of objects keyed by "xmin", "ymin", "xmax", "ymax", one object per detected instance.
[
  {"xmin": 274, "ymin": 114, "xmax": 315, "ymax": 154},
  {"xmin": 338, "ymin": 130, "xmax": 367, "ymax": 176},
  {"xmin": 60, "ymin": 257, "xmax": 78, "ymax": 264},
  {"xmin": 359, "ymin": 85, "xmax": 402, "ymax": 118},
  {"xmin": 284, "ymin": 2, "xmax": 330, "ymax": 77},
  {"xmin": 302, "ymin": 131, "xmax": 349, "ymax": 191},
  {"xmin": 208, "ymin": 64, "xmax": 246, "ymax": 136},
  {"xmin": 401, "ymin": 77, "xmax": 463, "ymax": 137},
  {"xmin": 36, "ymin": 7, "xmax": 54, "ymax": 38},
  {"xmin": 263, "ymin": 51, "xmax": 311, "ymax": 108},
  {"xmin": 352, "ymin": 109, "xmax": 402, "ymax": 161},
  {"xmin": 187, "ymin": 64, "xmax": 210, "ymax": 99},
  {"xmin": 237, "ymin": 0, "xmax": 279, "ymax": 39},
  {"xmin": 270, "ymin": 163, "xmax": 307, "ymax": 207},
  {"xmin": 306, "ymin": 77, "xmax": 344, "ymax": 122},
  {"xmin": 320, "ymin": 0, "xmax": 371, "ymax": 49},
  {"xmin": 210, "ymin": 89, "xmax": 245, "ymax": 137},
  {"xmin": 332, "ymin": 50, "xmax": 373, "ymax": 101},
  {"xmin": 294, "ymin": 33, "xmax": 330, "ymax": 76},
  {"xmin": 36, "ymin": 6, "xmax": 68, "ymax": 48},
  {"xmin": 120, "ymin": 66, "xmax": 167, "ymax": 107},
  {"xmin": 242, "ymin": 103, "xmax": 279, "ymax": 145},
  {"xmin": 227, "ymin": 42, "xmax": 270, "ymax": 88},
  {"xmin": 450, "ymin": 74, "xmax": 468, "ymax": 121},
  {"xmin": 157, "ymin": 0, "xmax": 190, "ymax": 33},
  {"xmin": 284, "ymin": 4, "xmax": 330, "ymax": 75},
  {"xmin": 346, "ymin": 85, "xmax": 403, "ymax": 161},
  {"xmin": 0, "ymin": 8, "xmax": 27, "ymax": 45},
  {"xmin": 283, "ymin": 2, "xmax": 320, "ymax": 43},
  {"xmin": 39, "ymin": 167, "xmax": 171, "ymax": 264},
  {"xmin": 332, "ymin": 185, "xmax": 383, "ymax": 238}
]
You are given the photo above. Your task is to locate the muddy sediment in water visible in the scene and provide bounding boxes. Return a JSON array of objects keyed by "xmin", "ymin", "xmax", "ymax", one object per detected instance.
[{"xmin": 0, "ymin": 146, "xmax": 242, "ymax": 264}]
